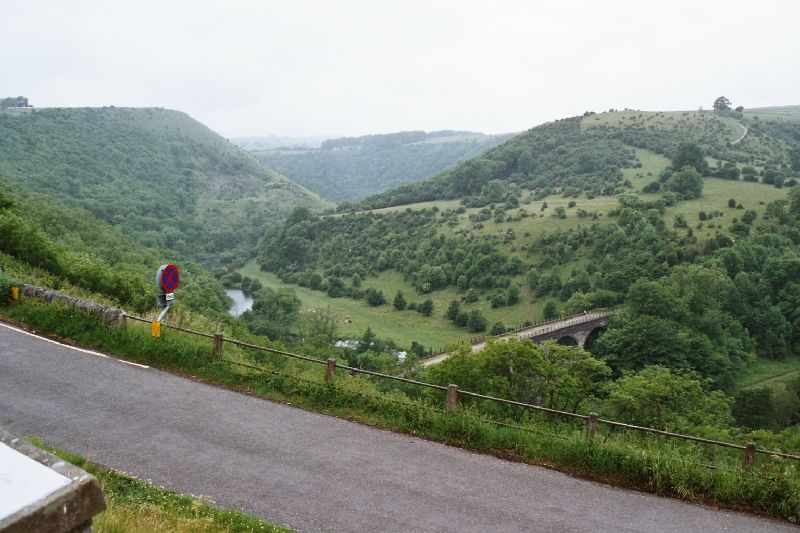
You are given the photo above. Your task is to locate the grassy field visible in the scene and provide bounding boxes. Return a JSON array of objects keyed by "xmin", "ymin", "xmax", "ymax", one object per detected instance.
[
  {"xmin": 581, "ymin": 110, "xmax": 744, "ymax": 143},
  {"xmin": 737, "ymin": 357, "xmax": 800, "ymax": 395},
  {"xmin": 238, "ymin": 262, "xmax": 560, "ymax": 349}
]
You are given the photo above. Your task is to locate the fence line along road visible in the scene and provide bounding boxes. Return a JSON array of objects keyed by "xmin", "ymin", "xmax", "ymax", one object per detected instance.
[{"xmin": 121, "ymin": 310, "xmax": 800, "ymax": 467}]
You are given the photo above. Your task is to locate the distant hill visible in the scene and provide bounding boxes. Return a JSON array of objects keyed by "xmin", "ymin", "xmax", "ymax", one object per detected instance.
[
  {"xmin": 248, "ymin": 130, "xmax": 513, "ymax": 203},
  {"xmin": 0, "ymin": 107, "xmax": 332, "ymax": 267},
  {"xmin": 747, "ymin": 105, "xmax": 800, "ymax": 117},
  {"xmin": 358, "ymin": 109, "xmax": 800, "ymax": 210},
  {"xmin": 231, "ymin": 134, "xmax": 331, "ymax": 151}
]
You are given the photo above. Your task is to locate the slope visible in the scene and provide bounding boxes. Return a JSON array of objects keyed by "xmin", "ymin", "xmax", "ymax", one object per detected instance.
[
  {"xmin": 358, "ymin": 109, "xmax": 799, "ymax": 210},
  {"xmin": 251, "ymin": 109, "xmax": 799, "ymax": 361},
  {"xmin": 249, "ymin": 130, "xmax": 512, "ymax": 203},
  {"xmin": 0, "ymin": 107, "xmax": 332, "ymax": 267},
  {"xmin": 0, "ymin": 180, "xmax": 229, "ymax": 313}
]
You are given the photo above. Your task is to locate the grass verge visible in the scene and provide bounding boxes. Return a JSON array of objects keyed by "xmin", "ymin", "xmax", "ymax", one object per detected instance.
[
  {"xmin": 3, "ymin": 298, "xmax": 799, "ymax": 522},
  {"xmin": 28, "ymin": 439, "xmax": 290, "ymax": 533}
]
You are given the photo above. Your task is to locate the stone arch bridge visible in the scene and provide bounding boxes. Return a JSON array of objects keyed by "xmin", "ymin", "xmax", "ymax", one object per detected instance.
[{"xmin": 420, "ymin": 310, "xmax": 614, "ymax": 367}]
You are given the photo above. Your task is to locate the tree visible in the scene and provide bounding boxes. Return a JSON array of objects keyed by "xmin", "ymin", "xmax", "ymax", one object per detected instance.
[
  {"xmin": 358, "ymin": 327, "xmax": 376, "ymax": 352},
  {"xmin": 672, "ymin": 142, "xmax": 708, "ymax": 175},
  {"xmin": 425, "ymin": 340, "xmax": 610, "ymax": 411},
  {"xmin": 490, "ymin": 322, "xmax": 506, "ymax": 336},
  {"xmin": 713, "ymin": 96, "xmax": 731, "ymax": 112},
  {"xmin": 666, "ymin": 166, "xmax": 704, "ymax": 200},
  {"xmin": 791, "ymin": 147, "xmax": 800, "ymax": 173},
  {"xmin": 717, "ymin": 162, "xmax": 740, "ymax": 180},
  {"xmin": 445, "ymin": 299, "xmax": 461, "ymax": 321},
  {"xmin": 490, "ymin": 291, "xmax": 506, "ymax": 308},
  {"xmin": 365, "ymin": 287, "xmax": 386, "ymax": 306},
  {"xmin": 393, "ymin": 290, "xmax": 407, "ymax": 310},
  {"xmin": 603, "ymin": 366, "xmax": 733, "ymax": 431},
  {"xmin": 507, "ymin": 282, "xmax": 521, "ymax": 305},
  {"xmin": 418, "ymin": 299, "xmax": 434, "ymax": 316},
  {"xmin": 733, "ymin": 388, "xmax": 779, "ymax": 430},
  {"xmin": 467, "ymin": 310, "xmax": 487, "ymax": 332},
  {"xmin": 543, "ymin": 302, "xmax": 558, "ymax": 320},
  {"xmin": 245, "ymin": 287, "xmax": 302, "ymax": 339},
  {"xmin": 0, "ymin": 96, "xmax": 30, "ymax": 109},
  {"xmin": 298, "ymin": 306, "xmax": 338, "ymax": 345}
]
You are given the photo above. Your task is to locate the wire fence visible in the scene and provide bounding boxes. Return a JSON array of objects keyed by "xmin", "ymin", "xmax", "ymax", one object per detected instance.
[{"xmin": 123, "ymin": 311, "xmax": 800, "ymax": 468}]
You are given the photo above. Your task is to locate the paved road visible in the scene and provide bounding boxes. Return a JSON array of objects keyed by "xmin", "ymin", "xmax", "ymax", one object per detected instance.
[{"xmin": 0, "ymin": 322, "xmax": 792, "ymax": 532}]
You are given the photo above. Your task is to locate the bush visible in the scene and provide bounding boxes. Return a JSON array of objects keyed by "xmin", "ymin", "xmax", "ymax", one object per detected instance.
[
  {"xmin": 490, "ymin": 322, "xmax": 506, "ymax": 336},
  {"xmin": 642, "ymin": 181, "xmax": 661, "ymax": 193},
  {"xmin": 490, "ymin": 292, "xmax": 506, "ymax": 308},
  {"xmin": 365, "ymin": 287, "xmax": 386, "ymax": 306},
  {"xmin": 0, "ymin": 273, "xmax": 18, "ymax": 305},
  {"xmin": 418, "ymin": 299, "xmax": 434, "ymax": 316},
  {"xmin": 467, "ymin": 310, "xmax": 487, "ymax": 332}
]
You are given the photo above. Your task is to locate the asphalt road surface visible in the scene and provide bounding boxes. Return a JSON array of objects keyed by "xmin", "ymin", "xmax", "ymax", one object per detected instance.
[{"xmin": 0, "ymin": 321, "xmax": 793, "ymax": 532}]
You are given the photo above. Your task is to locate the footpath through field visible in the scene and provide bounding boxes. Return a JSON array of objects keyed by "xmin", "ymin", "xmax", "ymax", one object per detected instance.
[{"xmin": 0, "ymin": 322, "xmax": 793, "ymax": 533}]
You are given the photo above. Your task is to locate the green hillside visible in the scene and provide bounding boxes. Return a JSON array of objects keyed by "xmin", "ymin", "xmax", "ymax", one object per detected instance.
[
  {"xmin": 0, "ymin": 181, "xmax": 228, "ymax": 313},
  {"xmin": 357, "ymin": 109, "xmax": 800, "ymax": 210},
  {"xmin": 249, "ymin": 130, "xmax": 512, "ymax": 203},
  {"xmin": 0, "ymin": 107, "xmax": 332, "ymax": 267},
  {"xmin": 251, "ymin": 107, "xmax": 800, "ymax": 400}
]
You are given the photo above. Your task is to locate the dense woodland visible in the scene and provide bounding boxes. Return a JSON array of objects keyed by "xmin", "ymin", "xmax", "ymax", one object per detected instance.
[
  {"xmin": 251, "ymin": 130, "xmax": 510, "ymax": 203},
  {"xmin": 0, "ymin": 107, "xmax": 330, "ymax": 268}
]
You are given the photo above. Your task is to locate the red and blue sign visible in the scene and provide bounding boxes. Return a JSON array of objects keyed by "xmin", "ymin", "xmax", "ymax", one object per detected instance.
[{"xmin": 157, "ymin": 264, "xmax": 180, "ymax": 292}]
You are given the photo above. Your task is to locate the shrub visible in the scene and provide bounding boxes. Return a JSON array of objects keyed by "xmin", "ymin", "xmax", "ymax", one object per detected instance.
[
  {"xmin": 0, "ymin": 272, "xmax": 18, "ymax": 305},
  {"xmin": 490, "ymin": 322, "xmax": 506, "ymax": 336}
]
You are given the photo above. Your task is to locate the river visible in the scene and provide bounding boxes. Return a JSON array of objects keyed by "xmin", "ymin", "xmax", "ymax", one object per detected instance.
[{"xmin": 226, "ymin": 289, "xmax": 253, "ymax": 317}]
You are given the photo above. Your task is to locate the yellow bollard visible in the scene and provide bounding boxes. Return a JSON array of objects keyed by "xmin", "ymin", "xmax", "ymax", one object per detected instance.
[
  {"xmin": 11, "ymin": 287, "xmax": 19, "ymax": 300},
  {"xmin": 151, "ymin": 320, "xmax": 161, "ymax": 338}
]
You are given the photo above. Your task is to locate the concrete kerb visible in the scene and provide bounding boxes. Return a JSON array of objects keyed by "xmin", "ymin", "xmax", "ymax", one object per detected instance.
[{"xmin": 0, "ymin": 427, "xmax": 106, "ymax": 533}]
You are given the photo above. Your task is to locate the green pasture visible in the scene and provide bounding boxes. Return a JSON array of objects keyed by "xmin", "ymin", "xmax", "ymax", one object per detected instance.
[
  {"xmin": 239, "ymin": 262, "xmax": 557, "ymax": 349},
  {"xmin": 737, "ymin": 357, "xmax": 800, "ymax": 395}
]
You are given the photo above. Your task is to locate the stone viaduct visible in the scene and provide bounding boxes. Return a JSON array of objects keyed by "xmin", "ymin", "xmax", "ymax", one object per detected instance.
[{"xmin": 420, "ymin": 310, "xmax": 614, "ymax": 367}]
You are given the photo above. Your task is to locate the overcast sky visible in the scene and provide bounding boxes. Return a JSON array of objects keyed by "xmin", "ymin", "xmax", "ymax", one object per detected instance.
[{"xmin": 2, "ymin": 0, "xmax": 798, "ymax": 138}]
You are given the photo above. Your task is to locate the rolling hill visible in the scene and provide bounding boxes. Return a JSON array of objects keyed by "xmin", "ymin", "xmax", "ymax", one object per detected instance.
[
  {"xmin": 247, "ymin": 130, "xmax": 512, "ymax": 203},
  {"xmin": 0, "ymin": 107, "xmax": 332, "ymax": 268},
  {"xmin": 356, "ymin": 108, "xmax": 800, "ymax": 210},
  {"xmin": 250, "ymin": 107, "xmax": 800, "ymax": 359}
]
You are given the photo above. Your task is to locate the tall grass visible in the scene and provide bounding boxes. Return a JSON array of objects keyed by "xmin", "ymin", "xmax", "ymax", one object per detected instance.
[{"xmin": 4, "ymin": 299, "xmax": 799, "ymax": 520}]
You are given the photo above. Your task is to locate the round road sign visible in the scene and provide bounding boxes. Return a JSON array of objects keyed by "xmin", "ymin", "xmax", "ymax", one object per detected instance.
[{"xmin": 158, "ymin": 264, "xmax": 180, "ymax": 292}]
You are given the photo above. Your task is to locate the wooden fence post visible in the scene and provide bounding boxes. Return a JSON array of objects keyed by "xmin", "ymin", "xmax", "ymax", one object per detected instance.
[
  {"xmin": 742, "ymin": 441, "xmax": 756, "ymax": 470},
  {"xmin": 446, "ymin": 384, "xmax": 458, "ymax": 413},
  {"xmin": 587, "ymin": 412, "xmax": 598, "ymax": 439},
  {"xmin": 325, "ymin": 358, "xmax": 337, "ymax": 383},
  {"xmin": 213, "ymin": 333, "xmax": 224, "ymax": 360}
]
